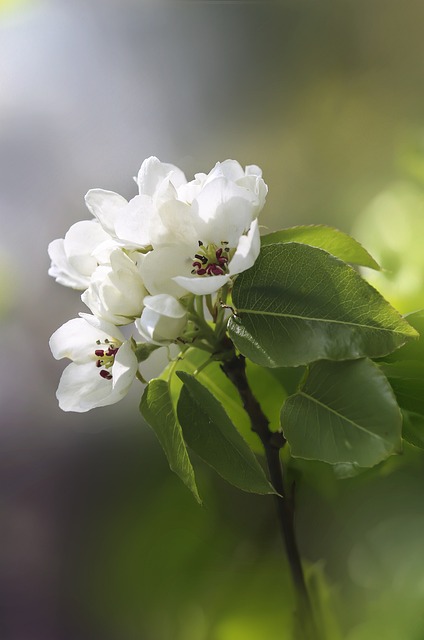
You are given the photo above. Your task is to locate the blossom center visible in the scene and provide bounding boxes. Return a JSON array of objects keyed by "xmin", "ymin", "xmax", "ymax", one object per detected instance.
[
  {"xmin": 191, "ymin": 241, "xmax": 233, "ymax": 277},
  {"xmin": 94, "ymin": 338, "xmax": 120, "ymax": 380}
]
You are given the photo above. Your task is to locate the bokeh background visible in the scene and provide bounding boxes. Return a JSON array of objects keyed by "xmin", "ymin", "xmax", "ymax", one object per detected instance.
[{"xmin": 2, "ymin": 0, "xmax": 424, "ymax": 638}]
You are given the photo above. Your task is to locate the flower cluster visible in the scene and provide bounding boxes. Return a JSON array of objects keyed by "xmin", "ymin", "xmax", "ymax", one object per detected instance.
[{"xmin": 49, "ymin": 157, "xmax": 267, "ymax": 411}]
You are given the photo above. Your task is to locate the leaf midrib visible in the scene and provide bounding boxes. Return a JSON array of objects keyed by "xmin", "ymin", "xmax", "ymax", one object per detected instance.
[
  {"xmin": 236, "ymin": 308, "xmax": 409, "ymax": 336},
  {"xmin": 296, "ymin": 390, "xmax": 392, "ymax": 446}
]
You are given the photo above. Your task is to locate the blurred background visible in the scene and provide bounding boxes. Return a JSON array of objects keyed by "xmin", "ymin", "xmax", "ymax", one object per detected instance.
[{"xmin": 2, "ymin": 0, "xmax": 424, "ymax": 638}]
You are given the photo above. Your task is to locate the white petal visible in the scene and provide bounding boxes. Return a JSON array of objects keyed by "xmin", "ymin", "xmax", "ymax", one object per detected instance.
[
  {"xmin": 64, "ymin": 219, "xmax": 110, "ymax": 277},
  {"xmin": 206, "ymin": 159, "xmax": 245, "ymax": 183},
  {"xmin": 228, "ymin": 219, "xmax": 260, "ymax": 276},
  {"xmin": 56, "ymin": 362, "xmax": 114, "ymax": 412},
  {"xmin": 112, "ymin": 340, "xmax": 138, "ymax": 395},
  {"xmin": 81, "ymin": 250, "xmax": 147, "ymax": 325},
  {"xmin": 153, "ymin": 198, "xmax": 199, "ymax": 247},
  {"xmin": 136, "ymin": 156, "xmax": 186, "ymax": 196},
  {"xmin": 49, "ymin": 317, "xmax": 114, "ymax": 363},
  {"xmin": 79, "ymin": 313, "xmax": 125, "ymax": 340},
  {"xmin": 143, "ymin": 293, "xmax": 187, "ymax": 318},
  {"xmin": 48, "ymin": 239, "xmax": 90, "ymax": 289},
  {"xmin": 135, "ymin": 294, "xmax": 187, "ymax": 343},
  {"xmin": 173, "ymin": 273, "xmax": 230, "ymax": 295},
  {"xmin": 141, "ymin": 246, "xmax": 193, "ymax": 298},
  {"xmin": 193, "ymin": 177, "xmax": 257, "ymax": 246},
  {"xmin": 84, "ymin": 189, "xmax": 128, "ymax": 236},
  {"xmin": 245, "ymin": 164, "xmax": 262, "ymax": 177},
  {"xmin": 113, "ymin": 194, "xmax": 157, "ymax": 248}
]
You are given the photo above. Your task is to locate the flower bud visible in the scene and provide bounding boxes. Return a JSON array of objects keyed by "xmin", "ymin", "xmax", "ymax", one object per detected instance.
[
  {"xmin": 135, "ymin": 294, "xmax": 187, "ymax": 344},
  {"xmin": 82, "ymin": 249, "xmax": 147, "ymax": 325}
]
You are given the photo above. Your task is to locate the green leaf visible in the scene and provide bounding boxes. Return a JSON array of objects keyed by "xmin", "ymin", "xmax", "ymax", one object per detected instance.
[
  {"xmin": 381, "ymin": 310, "xmax": 424, "ymax": 363},
  {"xmin": 165, "ymin": 348, "xmax": 256, "ymax": 449},
  {"xmin": 133, "ymin": 341, "xmax": 160, "ymax": 363},
  {"xmin": 176, "ymin": 372, "xmax": 275, "ymax": 495},
  {"xmin": 281, "ymin": 359, "xmax": 402, "ymax": 467},
  {"xmin": 379, "ymin": 360, "xmax": 424, "ymax": 416},
  {"xmin": 261, "ymin": 225, "xmax": 380, "ymax": 270},
  {"xmin": 228, "ymin": 243, "xmax": 418, "ymax": 367},
  {"xmin": 140, "ymin": 379, "xmax": 201, "ymax": 503},
  {"xmin": 402, "ymin": 410, "xmax": 424, "ymax": 449}
]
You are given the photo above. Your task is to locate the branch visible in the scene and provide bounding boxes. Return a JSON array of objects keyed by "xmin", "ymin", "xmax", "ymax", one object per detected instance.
[{"xmin": 221, "ymin": 351, "xmax": 319, "ymax": 638}]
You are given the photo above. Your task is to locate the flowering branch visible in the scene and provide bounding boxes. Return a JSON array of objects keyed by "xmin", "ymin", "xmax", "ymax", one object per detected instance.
[{"xmin": 47, "ymin": 154, "xmax": 420, "ymax": 638}]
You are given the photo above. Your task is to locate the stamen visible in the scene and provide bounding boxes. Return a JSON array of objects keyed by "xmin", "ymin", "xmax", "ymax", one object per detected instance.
[
  {"xmin": 94, "ymin": 338, "xmax": 120, "ymax": 381},
  {"xmin": 191, "ymin": 240, "xmax": 233, "ymax": 277}
]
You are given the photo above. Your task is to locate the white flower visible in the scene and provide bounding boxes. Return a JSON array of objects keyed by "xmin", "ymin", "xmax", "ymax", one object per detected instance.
[
  {"xmin": 81, "ymin": 249, "xmax": 147, "ymax": 325},
  {"xmin": 141, "ymin": 218, "xmax": 261, "ymax": 297},
  {"xmin": 138, "ymin": 159, "xmax": 266, "ymax": 297},
  {"xmin": 135, "ymin": 294, "xmax": 188, "ymax": 344},
  {"xmin": 48, "ymin": 220, "xmax": 111, "ymax": 290},
  {"xmin": 177, "ymin": 159, "xmax": 267, "ymax": 215},
  {"xmin": 49, "ymin": 314, "xmax": 138, "ymax": 412},
  {"xmin": 84, "ymin": 156, "xmax": 187, "ymax": 249}
]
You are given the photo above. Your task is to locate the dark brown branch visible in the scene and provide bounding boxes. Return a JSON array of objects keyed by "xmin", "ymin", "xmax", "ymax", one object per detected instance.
[{"xmin": 221, "ymin": 351, "xmax": 318, "ymax": 637}]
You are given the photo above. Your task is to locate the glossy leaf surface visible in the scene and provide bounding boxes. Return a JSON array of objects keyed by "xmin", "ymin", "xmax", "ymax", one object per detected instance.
[
  {"xmin": 281, "ymin": 359, "xmax": 402, "ymax": 467},
  {"xmin": 229, "ymin": 243, "xmax": 417, "ymax": 367}
]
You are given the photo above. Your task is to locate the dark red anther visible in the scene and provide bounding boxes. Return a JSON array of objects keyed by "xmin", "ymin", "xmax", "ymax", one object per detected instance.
[
  {"xmin": 192, "ymin": 261, "xmax": 201, "ymax": 269},
  {"xmin": 95, "ymin": 349, "xmax": 105, "ymax": 357},
  {"xmin": 197, "ymin": 268, "xmax": 207, "ymax": 275},
  {"xmin": 100, "ymin": 370, "xmax": 113, "ymax": 380},
  {"xmin": 96, "ymin": 360, "xmax": 102, "ymax": 368},
  {"xmin": 216, "ymin": 248, "xmax": 223, "ymax": 258},
  {"xmin": 106, "ymin": 347, "xmax": 118, "ymax": 357},
  {"xmin": 208, "ymin": 264, "xmax": 224, "ymax": 275}
]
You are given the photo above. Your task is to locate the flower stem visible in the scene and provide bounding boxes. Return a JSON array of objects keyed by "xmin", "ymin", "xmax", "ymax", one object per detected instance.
[{"xmin": 221, "ymin": 350, "xmax": 320, "ymax": 639}]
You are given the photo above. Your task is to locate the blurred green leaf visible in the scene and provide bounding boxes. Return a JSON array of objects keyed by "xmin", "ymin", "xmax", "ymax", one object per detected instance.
[
  {"xmin": 402, "ymin": 410, "xmax": 424, "ymax": 449},
  {"xmin": 177, "ymin": 372, "xmax": 274, "ymax": 495},
  {"xmin": 267, "ymin": 365, "xmax": 306, "ymax": 396},
  {"xmin": 261, "ymin": 225, "xmax": 380, "ymax": 270},
  {"xmin": 228, "ymin": 243, "xmax": 417, "ymax": 368},
  {"xmin": 281, "ymin": 359, "xmax": 402, "ymax": 467},
  {"xmin": 140, "ymin": 379, "xmax": 201, "ymax": 503},
  {"xmin": 379, "ymin": 361, "xmax": 424, "ymax": 416}
]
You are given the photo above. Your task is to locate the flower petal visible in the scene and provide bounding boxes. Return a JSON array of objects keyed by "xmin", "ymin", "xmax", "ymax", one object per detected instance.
[
  {"xmin": 49, "ymin": 317, "xmax": 116, "ymax": 363},
  {"xmin": 193, "ymin": 177, "xmax": 257, "ymax": 246},
  {"xmin": 135, "ymin": 294, "xmax": 187, "ymax": 343},
  {"xmin": 84, "ymin": 189, "xmax": 128, "ymax": 237},
  {"xmin": 228, "ymin": 219, "xmax": 260, "ymax": 276},
  {"xmin": 112, "ymin": 341, "xmax": 138, "ymax": 395},
  {"xmin": 173, "ymin": 273, "xmax": 230, "ymax": 295},
  {"xmin": 56, "ymin": 362, "xmax": 115, "ymax": 412},
  {"xmin": 113, "ymin": 194, "xmax": 157, "ymax": 248},
  {"xmin": 136, "ymin": 156, "xmax": 186, "ymax": 196},
  {"xmin": 48, "ymin": 239, "xmax": 90, "ymax": 289},
  {"xmin": 141, "ymin": 246, "xmax": 193, "ymax": 298}
]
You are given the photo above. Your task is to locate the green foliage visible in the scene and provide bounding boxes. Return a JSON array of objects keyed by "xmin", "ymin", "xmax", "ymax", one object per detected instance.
[
  {"xmin": 261, "ymin": 225, "xmax": 380, "ymax": 270},
  {"xmin": 382, "ymin": 310, "xmax": 424, "ymax": 363},
  {"xmin": 177, "ymin": 372, "xmax": 274, "ymax": 494},
  {"xmin": 140, "ymin": 379, "xmax": 201, "ymax": 503},
  {"xmin": 163, "ymin": 348, "xmax": 257, "ymax": 449},
  {"xmin": 380, "ymin": 361, "xmax": 424, "ymax": 416},
  {"xmin": 228, "ymin": 243, "xmax": 417, "ymax": 368},
  {"xmin": 377, "ymin": 311, "xmax": 424, "ymax": 448},
  {"xmin": 281, "ymin": 359, "xmax": 402, "ymax": 467}
]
